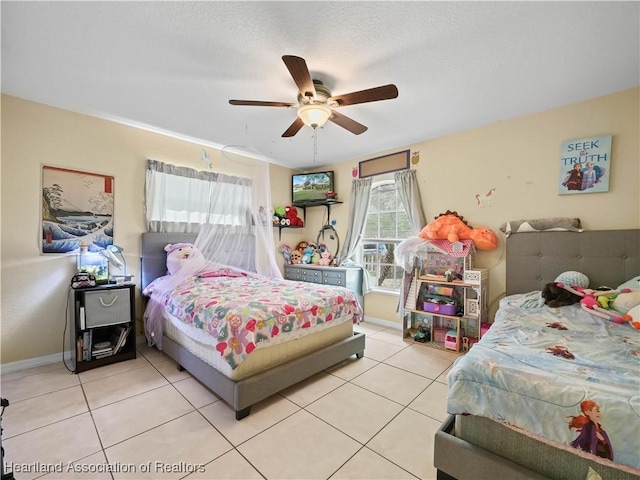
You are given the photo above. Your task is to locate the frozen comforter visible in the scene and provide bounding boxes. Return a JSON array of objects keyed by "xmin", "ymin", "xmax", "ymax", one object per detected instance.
[
  {"xmin": 447, "ymin": 294, "xmax": 640, "ymax": 471},
  {"xmin": 144, "ymin": 265, "xmax": 362, "ymax": 370}
]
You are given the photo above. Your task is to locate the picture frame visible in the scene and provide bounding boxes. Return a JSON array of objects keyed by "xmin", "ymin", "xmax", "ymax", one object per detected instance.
[
  {"xmin": 41, "ymin": 165, "xmax": 114, "ymax": 254},
  {"xmin": 558, "ymin": 135, "xmax": 611, "ymax": 195}
]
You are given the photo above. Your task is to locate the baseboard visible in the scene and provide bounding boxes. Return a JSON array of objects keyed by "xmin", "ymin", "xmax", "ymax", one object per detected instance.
[
  {"xmin": 361, "ymin": 315, "xmax": 402, "ymax": 330},
  {"xmin": 0, "ymin": 351, "xmax": 69, "ymax": 374},
  {"xmin": 1, "ymin": 336, "xmax": 148, "ymax": 374}
]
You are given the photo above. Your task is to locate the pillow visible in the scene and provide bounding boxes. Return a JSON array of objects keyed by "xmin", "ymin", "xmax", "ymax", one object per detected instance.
[
  {"xmin": 499, "ymin": 217, "xmax": 582, "ymax": 237},
  {"xmin": 617, "ymin": 276, "xmax": 640, "ymax": 291},
  {"xmin": 612, "ymin": 291, "xmax": 640, "ymax": 314},
  {"xmin": 555, "ymin": 271, "xmax": 589, "ymax": 288}
]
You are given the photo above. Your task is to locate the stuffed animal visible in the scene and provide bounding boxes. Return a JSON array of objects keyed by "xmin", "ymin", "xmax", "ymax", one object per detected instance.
[
  {"xmin": 318, "ymin": 250, "xmax": 333, "ymax": 266},
  {"xmin": 301, "ymin": 246, "xmax": 314, "ymax": 264},
  {"xmin": 542, "ymin": 271, "xmax": 589, "ymax": 307},
  {"xmin": 556, "ymin": 282, "xmax": 636, "ymax": 327},
  {"xmin": 290, "ymin": 249, "xmax": 302, "ymax": 265},
  {"xmin": 273, "ymin": 206, "xmax": 287, "ymax": 226},
  {"xmin": 279, "ymin": 244, "xmax": 292, "ymax": 264},
  {"xmin": 419, "ymin": 210, "xmax": 498, "ymax": 250},
  {"xmin": 165, "ymin": 243, "xmax": 205, "ymax": 275},
  {"xmin": 285, "ymin": 206, "xmax": 304, "ymax": 227}
]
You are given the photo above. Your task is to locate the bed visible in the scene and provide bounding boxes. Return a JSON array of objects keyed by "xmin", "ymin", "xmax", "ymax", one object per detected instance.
[
  {"xmin": 434, "ymin": 229, "xmax": 640, "ymax": 480},
  {"xmin": 140, "ymin": 232, "xmax": 365, "ymax": 420}
]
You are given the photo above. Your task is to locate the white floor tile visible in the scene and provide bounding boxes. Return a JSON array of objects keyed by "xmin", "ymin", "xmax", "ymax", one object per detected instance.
[
  {"xmin": 1, "ymin": 367, "xmax": 79, "ymax": 402},
  {"xmin": 326, "ymin": 355, "xmax": 379, "ymax": 381},
  {"xmin": 367, "ymin": 409, "xmax": 442, "ymax": 480},
  {"xmin": 3, "ymin": 413, "xmax": 102, "ymax": 479},
  {"xmin": 279, "ymin": 370, "xmax": 346, "ymax": 407},
  {"xmin": 39, "ymin": 451, "xmax": 113, "ymax": 479},
  {"xmin": 362, "ymin": 337, "xmax": 406, "ymax": 362},
  {"xmin": 92, "ymin": 384, "xmax": 194, "ymax": 447},
  {"xmin": 78, "ymin": 356, "xmax": 150, "ymax": 383},
  {"xmin": 172, "ymin": 377, "xmax": 220, "ymax": 408},
  {"xmin": 383, "ymin": 344, "xmax": 456, "ymax": 379},
  {"xmin": 331, "ymin": 446, "xmax": 418, "ymax": 479},
  {"xmin": 184, "ymin": 450, "xmax": 262, "ymax": 479},
  {"xmin": 105, "ymin": 411, "xmax": 233, "ymax": 480},
  {"xmin": 408, "ymin": 380, "xmax": 449, "ymax": 422},
  {"xmin": 351, "ymin": 363, "xmax": 431, "ymax": 405},
  {"xmin": 237, "ymin": 410, "xmax": 360, "ymax": 479},
  {"xmin": 306, "ymin": 382, "xmax": 403, "ymax": 443},
  {"xmin": 82, "ymin": 365, "xmax": 168, "ymax": 409},
  {"xmin": 199, "ymin": 394, "xmax": 299, "ymax": 446},
  {"xmin": 2, "ymin": 385, "xmax": 87, "ymax": 438}
]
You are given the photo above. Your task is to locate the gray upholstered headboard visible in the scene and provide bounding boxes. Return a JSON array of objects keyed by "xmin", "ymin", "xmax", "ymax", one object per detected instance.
[
  {"xmin": 140, "ymin": 231, "xmax": 257, "ymax": 290},
  {"xmin": 506, "ymin": 229, "xmax": 640, "ymax": 295},
  {"xmin": 140, "ymin": 233, "xmax": 198, "ymax": 290}
]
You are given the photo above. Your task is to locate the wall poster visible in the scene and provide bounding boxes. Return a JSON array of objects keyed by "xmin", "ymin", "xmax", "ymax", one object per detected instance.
[
  {"xmin": 558, "ymin": 135, "xmax": 611, "ymax": 195},
  {"xmin": 41, "ymin": 166, "xmax": 114, "ymax": 254}
]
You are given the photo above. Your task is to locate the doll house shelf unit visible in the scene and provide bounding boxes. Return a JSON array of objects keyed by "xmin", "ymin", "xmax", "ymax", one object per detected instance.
[{"xmin": 401, "ymin": 239, "xmax": 490, "ymax": 353}]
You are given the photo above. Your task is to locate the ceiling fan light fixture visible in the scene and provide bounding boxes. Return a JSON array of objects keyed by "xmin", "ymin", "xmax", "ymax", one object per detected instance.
[{"xmin": 297, "ymin": 104, "xmax": 331, "ymax": 128}]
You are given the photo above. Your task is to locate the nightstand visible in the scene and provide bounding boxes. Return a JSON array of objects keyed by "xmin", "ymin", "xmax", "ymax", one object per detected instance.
[{"xmin": 69, "ymin": 283, "xmax": 136, "ymax": 373}]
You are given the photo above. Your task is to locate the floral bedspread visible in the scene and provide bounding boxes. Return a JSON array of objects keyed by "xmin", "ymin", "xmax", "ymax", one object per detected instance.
[
  {"xmin": 145, "ymin": 268, "xmax": 361, "ymax": 370},
  {"xmin": 447, "ymin": 294, "xmax": 640, "ymax": 471}
]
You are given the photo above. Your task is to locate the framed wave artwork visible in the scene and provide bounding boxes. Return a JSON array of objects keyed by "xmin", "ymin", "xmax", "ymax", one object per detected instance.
[{"xmin": 41, "ymin": 165, "xmax": 114, "ymax": 254}]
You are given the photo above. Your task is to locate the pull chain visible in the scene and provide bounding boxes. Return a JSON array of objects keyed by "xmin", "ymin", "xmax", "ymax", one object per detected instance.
[{"xmin": 313, "ymin": 127, "xmax": 318, "ymax": 162}]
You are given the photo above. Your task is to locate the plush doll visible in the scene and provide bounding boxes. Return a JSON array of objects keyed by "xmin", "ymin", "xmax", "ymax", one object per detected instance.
[
  {"xmin": 279, "ymin": 244, "xmax": 292, "ymax": 264},
  {"xmin": 164, "ymin": 243, "xmax": 206, "ymax": 275},
  {"xmin": 318, "ymin": 250, "xmax": 333, "ymax": 266},
  {"xmin": 290, "ymin": 249, "xmax": 302, "ymax": 265},
  {"xmin": 556, "ymin": 282, "xmax": 635, "ymax": 327},
  {"xmin": 285, "ymin": 206, "xmax": 304, "ymax": 227},
  {"xmin": 418, "ymin": 210, "xmax": 498, "ymax": 250},
  {"xmin": 273, "ymin": 206, "xmax": 287, "ymax": 226}
]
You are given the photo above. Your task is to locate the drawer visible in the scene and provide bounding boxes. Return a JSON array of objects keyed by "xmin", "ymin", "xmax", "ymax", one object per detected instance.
[
  {"xmin": 301, "ymin": 269, "xmax": 323, "ymax": 284},
  {"xmin": 284, "ymin": 267, "xmax": 303, "ymax": 281},
  {"xmin": 84, "ymin": 288, "xmax": 131, "ymax": 328},
  {"xmin": 323, "ymin": 270, "xmax": 346, "ymax": 287}
]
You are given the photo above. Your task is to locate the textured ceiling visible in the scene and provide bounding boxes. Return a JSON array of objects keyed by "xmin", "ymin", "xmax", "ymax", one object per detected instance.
[{"xmin": 2, "ymin": 1, "xmax": 639, "ymax": 170}]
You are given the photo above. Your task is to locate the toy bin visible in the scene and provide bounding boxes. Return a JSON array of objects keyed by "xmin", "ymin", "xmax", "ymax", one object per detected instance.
[{"xmin": 423, "ymin": 301, "xmax": 457, "ymax": 316}]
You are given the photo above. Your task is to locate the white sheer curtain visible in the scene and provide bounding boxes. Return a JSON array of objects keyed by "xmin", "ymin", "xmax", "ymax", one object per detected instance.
[{"xmin": 145, "ymin": 159, "xmax": 279, "ymax": 278}]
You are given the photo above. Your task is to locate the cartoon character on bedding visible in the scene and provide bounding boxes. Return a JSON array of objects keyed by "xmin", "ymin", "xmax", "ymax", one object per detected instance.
[{"xmin": 568, "ymin": 400, "xmax": 614, "ymax": 460}]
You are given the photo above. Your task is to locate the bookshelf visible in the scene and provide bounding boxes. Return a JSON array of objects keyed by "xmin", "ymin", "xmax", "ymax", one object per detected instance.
[{"xmin": 69, "ymin": 283, "xmax": 136, "ymax": 373}]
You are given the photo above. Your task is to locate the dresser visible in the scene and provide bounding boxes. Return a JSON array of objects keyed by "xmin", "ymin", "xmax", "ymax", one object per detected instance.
[{"xmin": 284, "ymin": 264, "xmax": 364, "ymax": 311}]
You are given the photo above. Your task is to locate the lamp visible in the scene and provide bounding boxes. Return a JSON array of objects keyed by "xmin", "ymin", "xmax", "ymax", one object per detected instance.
[
  {"xmin": 297, "ymin": 104, "xmax": 332, "ymax": 128},
  {"xmin": 100, "ymin": 244, "xmax": 133, "ymax": 284}
]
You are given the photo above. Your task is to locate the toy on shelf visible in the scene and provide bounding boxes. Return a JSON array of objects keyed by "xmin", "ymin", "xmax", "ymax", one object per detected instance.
[
  {"xmin": 318, "ymin": 250, "xmax": 333, "ymax": 266},
  {"xmin": 418, "ymin": 210, "xmax": 498, "ymax": 251},
  {"xmin": 285, "ymin": 205, "xmax": 304, "ymax": 227}
]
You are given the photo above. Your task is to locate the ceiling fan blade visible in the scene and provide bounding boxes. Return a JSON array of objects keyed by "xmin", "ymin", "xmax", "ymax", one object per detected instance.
[
  {"xmin": 329, "ymin": 84, "xmax": 398, "ymax": 107},
  {"xmin": 229, "ymin": 100, "xmax": 296, "ymax": 107},
  {"xmin": 329, "ymin": 110, "xmax": 368, "ymax": 135},
  {"xmin": 282, "ymin": 55, "xmax": 317, "ymax": 99},
  {"xmin": 282, "ymin": 117, "xmax": 305, "ymax": 137}
]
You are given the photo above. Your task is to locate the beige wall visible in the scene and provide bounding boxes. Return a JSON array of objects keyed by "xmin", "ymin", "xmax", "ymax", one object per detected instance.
[
  {"xmin": 2, "ymin": 88, "xmax": 639, "ymax": 364},
  {"xmin": 0, "ymin": 95, "xmax": 290, "ymax": 364},
  {"xmin": 321, "ymin": 88, "xmax": 640, "ymax": 323}
]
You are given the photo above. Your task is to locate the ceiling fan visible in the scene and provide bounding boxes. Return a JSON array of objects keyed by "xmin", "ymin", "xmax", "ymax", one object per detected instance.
[{"xmin": 229, "ymin": 55, "xmax": 399, "ymax": 137}]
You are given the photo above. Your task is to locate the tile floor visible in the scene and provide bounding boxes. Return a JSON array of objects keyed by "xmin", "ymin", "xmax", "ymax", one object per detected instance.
[{"xmin": 1, "ymin": 323, "xmax": 459, "ymax": 480}]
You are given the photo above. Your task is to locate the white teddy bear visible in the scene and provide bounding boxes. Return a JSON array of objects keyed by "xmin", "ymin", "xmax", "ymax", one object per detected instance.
[{"xmin": 165, "ymin": 243, "xmax": 205, "ymax": 275}]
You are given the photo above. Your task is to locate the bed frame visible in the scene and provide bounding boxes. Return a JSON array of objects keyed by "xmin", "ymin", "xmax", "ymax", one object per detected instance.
[
  {"xmin": 434, "ymin": 229, "xmax": 640, "ymax": 480},
  {"xmin": 140, "ymin": 232, "xmax": 366, "ymax": 420}
]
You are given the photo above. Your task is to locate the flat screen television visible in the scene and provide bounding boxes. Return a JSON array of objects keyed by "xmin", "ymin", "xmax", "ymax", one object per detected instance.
[{"xmin": 292, "ymin": 171, "xmax": 334, "ymax": 204}]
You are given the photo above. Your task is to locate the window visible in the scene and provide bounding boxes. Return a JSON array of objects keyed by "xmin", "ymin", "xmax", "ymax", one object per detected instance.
[{"xmin": 360, "ymin": 176, "xmax": 413, "ymax": 292}]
